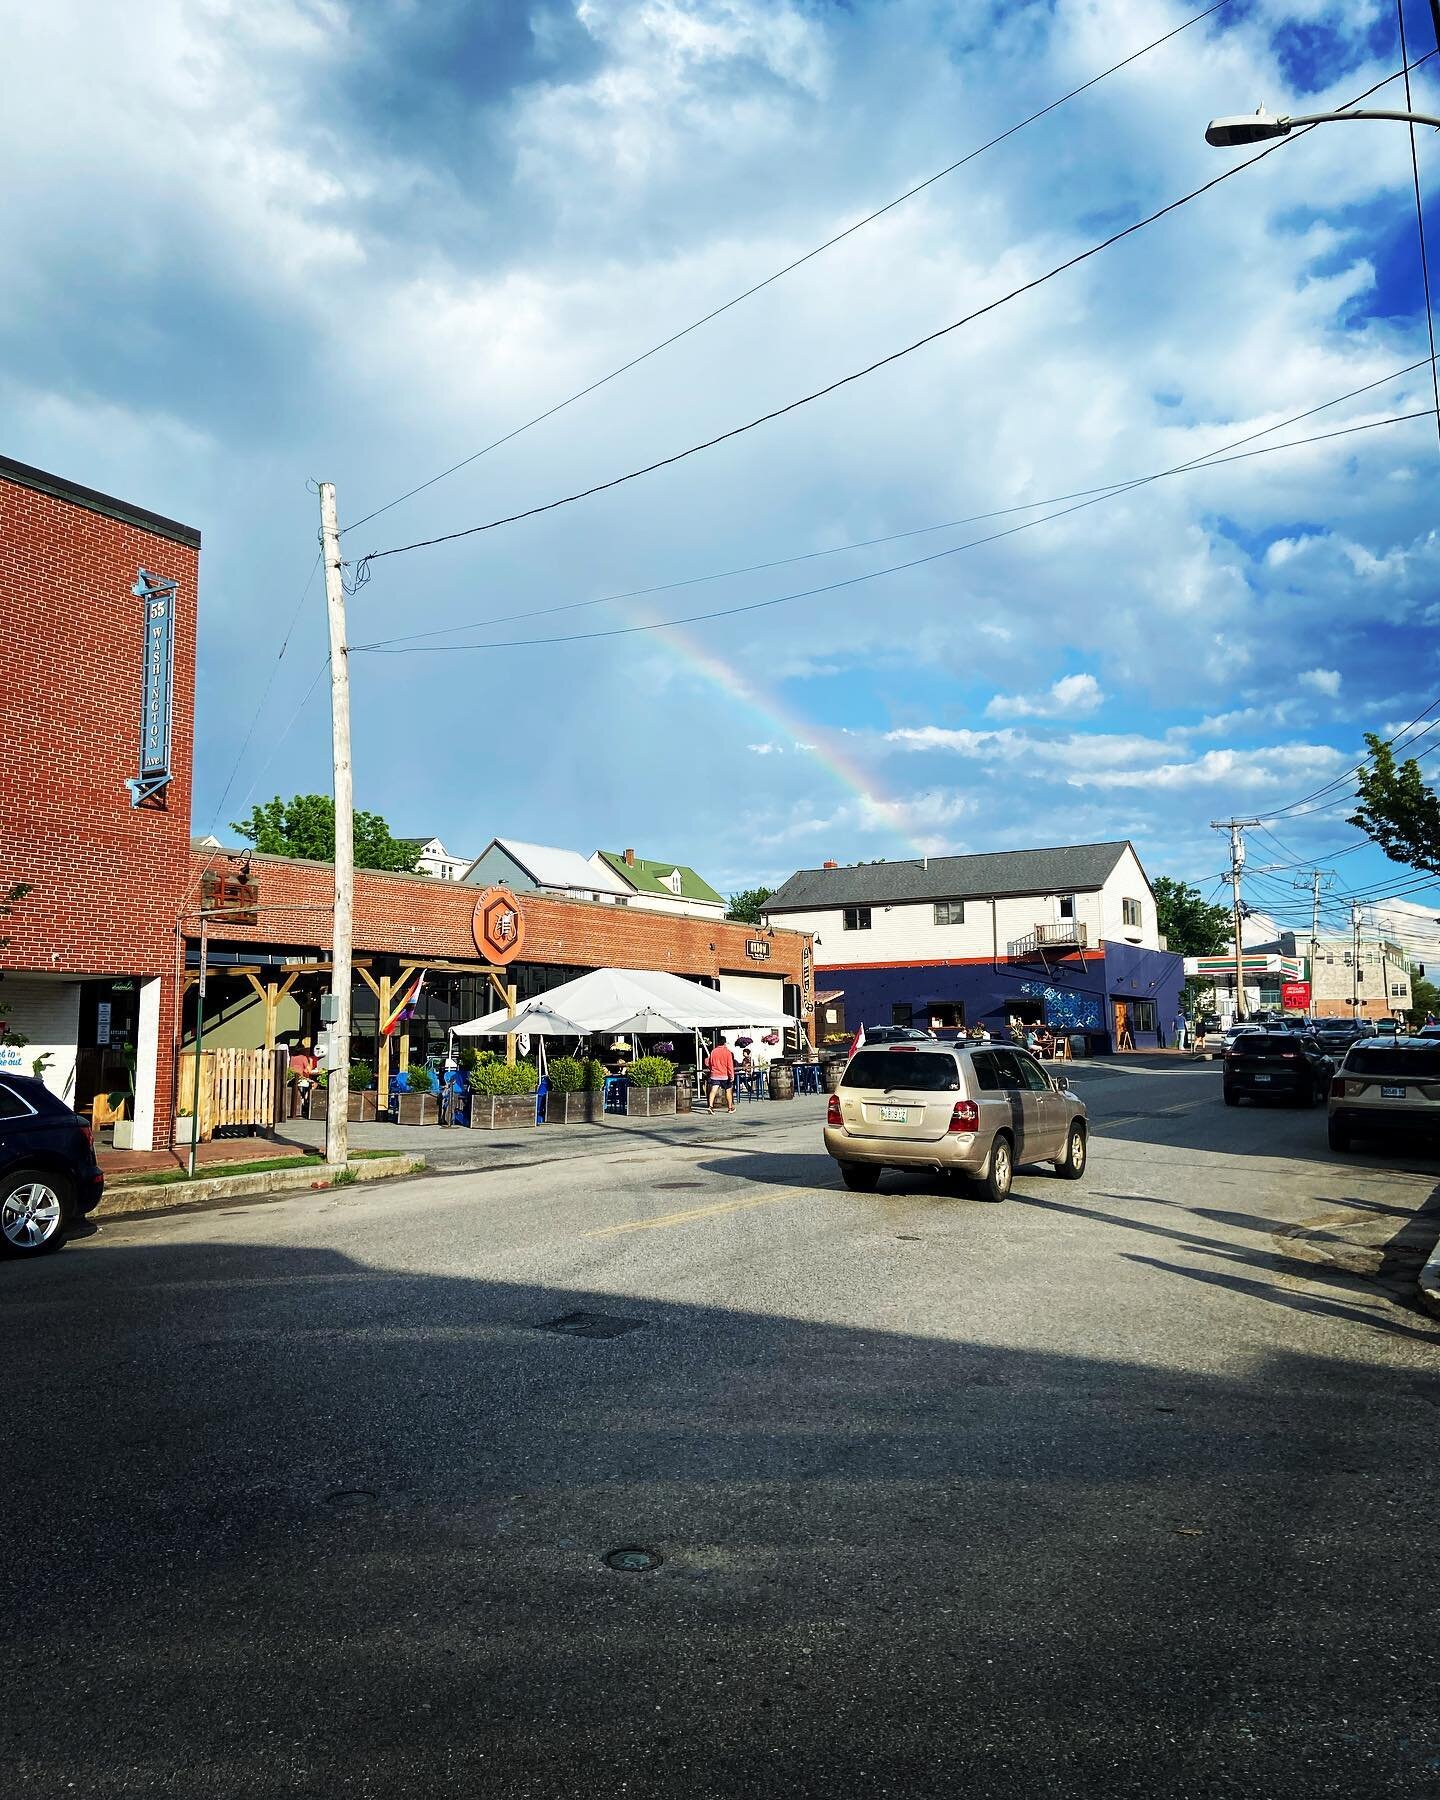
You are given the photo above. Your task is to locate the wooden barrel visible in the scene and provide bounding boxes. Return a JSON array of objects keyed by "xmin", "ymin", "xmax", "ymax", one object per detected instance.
[
  {"xmin": 767, "ymin": 1060, "xmax": 795, "ymax": 1100},
  {"xmin": 822, "ymin": 1059, "xmax": 845, "ymax": 1093}
]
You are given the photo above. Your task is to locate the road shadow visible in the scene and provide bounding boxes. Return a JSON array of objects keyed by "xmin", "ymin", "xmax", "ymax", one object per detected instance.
[{"xmin": 4, "ymin": 1237, "xmax": 1438, "ymax": 1797}]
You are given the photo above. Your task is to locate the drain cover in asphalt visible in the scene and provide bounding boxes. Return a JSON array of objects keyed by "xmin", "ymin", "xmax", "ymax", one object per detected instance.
[
  {"xmin": 604, "ymin": 1546, "xmax": 663, "ymax": 1571},
  {"xmin": 540, "ymin": 1311, "xmax": 649, "ymax": 1340}
]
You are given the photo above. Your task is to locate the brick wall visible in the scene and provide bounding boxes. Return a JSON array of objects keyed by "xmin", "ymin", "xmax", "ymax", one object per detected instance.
[
  {"xmin": 194, "ymin": 852, "xmax": 812, "ymax": 1011},
  {"xmin": 0, "ymin": 463, "xmax": 201, "ymax": 1135}
]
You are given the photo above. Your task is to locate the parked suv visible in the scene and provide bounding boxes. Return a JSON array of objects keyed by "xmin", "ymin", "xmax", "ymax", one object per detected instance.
[
  {"xmin": 1223, "ymin": 1032, "xmax": 1335, "ymax": 1107},
  {"xmin": 1327, "ymin": 1038, "xmax": 1440, "ymax": 1152},
  {"xmin": 0, "ymin": 1074, "xmax": 104, "ymax": 1257},
  {"xmin": 824, "ymin": 1041, "xmax": 1087, "ymax": 1201}
]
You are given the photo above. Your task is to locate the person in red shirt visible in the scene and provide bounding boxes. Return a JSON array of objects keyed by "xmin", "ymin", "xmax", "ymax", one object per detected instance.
[{"xmin": 706, "ymin": 1039, "xmax": 736, "ymax": 1113}]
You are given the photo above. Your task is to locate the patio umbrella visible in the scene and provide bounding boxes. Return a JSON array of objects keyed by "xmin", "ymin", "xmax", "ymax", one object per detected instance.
[
  {"xmin": 474, "ymin": 1001, "xmax": 585, "ymax": 1038},
  {"xmin": 606, "ymin": 1008, "xmax": 690, "ymax": 1036}
]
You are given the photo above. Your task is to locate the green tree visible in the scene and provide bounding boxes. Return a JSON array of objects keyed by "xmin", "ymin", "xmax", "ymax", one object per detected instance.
[
  {"xmin": 726, "ymin": 887, "xmax": 773, "ymax": 924},
  {"xmin": 1411, "ymin": 973, "xmax": 1440, "ymax": 1016},
  {"xmin": 0, "ymin": 881, "xmax": 32, "ymax": 1050},
  {"xmin": 231, "ymin": 795, "xmax": 420, "ymax": 873},
  {"xmin": 1151, "ymin": 876, "xmax": 1231, "ymax": 956},
  {"xmin": 1350, "ymin": 733, "xmax": 1440, "ymax": 873}
]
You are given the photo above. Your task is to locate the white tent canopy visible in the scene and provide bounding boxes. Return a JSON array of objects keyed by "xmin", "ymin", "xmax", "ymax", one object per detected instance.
[{"xmin": 454, "ymin": 966, "xmax": 792, "ymax": 1038}]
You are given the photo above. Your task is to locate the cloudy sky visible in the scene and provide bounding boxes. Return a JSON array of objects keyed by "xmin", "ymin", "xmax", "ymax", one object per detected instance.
[{"xmin": 7, "ymin": 0, "xmax": 1440, "ymax": 940}]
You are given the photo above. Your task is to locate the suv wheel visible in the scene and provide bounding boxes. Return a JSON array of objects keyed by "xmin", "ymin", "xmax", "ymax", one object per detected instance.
[
  {"xmin": 839, "ymin": 1162, "xmax": 880, "ymax": 1192},
  {"xmin": 1223, "ymin": 1086, "xmax": 1239, "ymax": 1106},
  {"xmin": 975, "ymin": 1134, "xmax": 1013, "ymax": 1203},
  {"xmin": 1054, "ymin": 1122, "xmax": 1086, "ymax": 1181},
  {"xmin": 1327, "ymin": 1118, "xmax": 1352, "ymax": 1153},
  {"xmin": 0, "ymin": 1169, "xmax": 70, "ymax": 1257}
]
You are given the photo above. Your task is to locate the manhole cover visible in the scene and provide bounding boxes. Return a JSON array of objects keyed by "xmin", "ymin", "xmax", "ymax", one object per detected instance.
[
  {"xmin": 603, "ymin": 1546, "xmax": 662, "ymax": 1572},
  {"xmin": 325, "ymin": 1488, "xmax": 378, "ymax": 1506},
  {"xmin": 539, "ymin": 1311, "xmax": 648, "ymax": 1340}
]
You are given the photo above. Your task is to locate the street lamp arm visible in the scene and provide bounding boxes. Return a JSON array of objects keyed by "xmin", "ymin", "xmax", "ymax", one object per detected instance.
[
  {"xmin": 1207, "ymin": 106, "xmax": 1440, "ymax": 146},
  {"xmin": 1284, "ymin": 107, "xmax": 1440, "ymax": 131}
]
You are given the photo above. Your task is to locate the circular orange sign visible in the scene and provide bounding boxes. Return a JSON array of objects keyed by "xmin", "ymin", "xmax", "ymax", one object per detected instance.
[{"xmin": 472, "ymin": 886, "xmax": 526, "ymax": 965}]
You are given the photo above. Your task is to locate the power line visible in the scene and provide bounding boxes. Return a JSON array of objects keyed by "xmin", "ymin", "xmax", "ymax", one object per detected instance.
[
  {"xmin": 341, "ymin": 1, "xmax": 1233, "ymax": 538},
  {"xmin": 1398, "ymin": 0, "xmax": 1440, "ymax": 450},
  {"xmin": 357, "ymin": 51, "xmax": 1435, "ymax": 574},
  {"xmin": 349, "ymin": 410, "xmax": 1433, "ymax": 654},
  {"xmin": 353, "ymin": 358, "xmax": 1432, "ymax": 652},
  {"xmin": 1250, "ymin": 691, "xmax": 1440, "ymax": 821}
]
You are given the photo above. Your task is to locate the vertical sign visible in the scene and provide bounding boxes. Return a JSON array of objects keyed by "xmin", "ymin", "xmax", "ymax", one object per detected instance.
[
  {"xmin": 128, "ymin": 569, "xmax": 177, "ymax": 805},
  {"xmin": 96, "ymin": 1001, "xmax": 112, "ymax": 1047},
  {"xmin": 801, "ymin": 939, "xmax": 814, "ymax": 1017}
]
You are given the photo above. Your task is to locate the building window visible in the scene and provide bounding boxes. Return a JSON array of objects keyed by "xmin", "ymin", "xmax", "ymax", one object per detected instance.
[
  {"xmin": 1392, "ymin": 984, "xmax": 1405, "ymax": 997},
  {"xmin": 927, "ymin": 1001, "xmax": 964, "ymax": 1030},
  {"xmin": 1126, "ymin": 997, "xmax": 1157, "ymax": 1033},
  {"xmin": 1058, "ymin": 895, "xmax": 1076, "ymax": 920},
  {"xmin": 1122, "ymin": 897, "xmax": 1143, "ymax": 929},
  {"xmin": 843, "ymin": 907, "xmax": 872, "ymax": 931},
  {"xmin": 891, "ymin": 1004, "xmax": 913, "ymax": 1028},
  {"xmin": 933, "ymin": 900, "xmax": 965, "ymax": 926}
]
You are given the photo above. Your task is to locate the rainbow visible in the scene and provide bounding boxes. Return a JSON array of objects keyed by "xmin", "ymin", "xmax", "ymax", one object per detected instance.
[{"xmin": 630, "ymin": 608, "xmax": 936, "ymax": 857}]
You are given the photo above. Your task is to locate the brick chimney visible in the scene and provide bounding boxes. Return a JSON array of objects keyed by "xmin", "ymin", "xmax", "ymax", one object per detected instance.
[
  {"xmin": 823, "ymin": 859, "xmax": 839, "ymax": 870},
  {"xmin": 624, "ymin": 847, "xmax": 636, "ymax": 867}
]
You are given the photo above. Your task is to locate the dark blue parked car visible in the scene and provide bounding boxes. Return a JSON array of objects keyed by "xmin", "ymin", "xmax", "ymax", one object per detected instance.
[{"xmin": 0, "ymin": 1074, "xmax": 104, "ymax": 1257}]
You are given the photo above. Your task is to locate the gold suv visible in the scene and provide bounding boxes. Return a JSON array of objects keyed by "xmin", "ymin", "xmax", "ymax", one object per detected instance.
[
  {"xmin": 1327, "ymin": 1038, "xmax": 1440, "ymax": 1152},
  {"xmin": 824, "ymin": 1041, "xmax": 1088, "ymax": 1202}
]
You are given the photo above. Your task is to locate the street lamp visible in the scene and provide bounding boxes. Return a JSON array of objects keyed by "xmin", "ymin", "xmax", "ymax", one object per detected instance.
[{"xmin": 1205, "ymin": 105, "xmax": 1440, "ymax": 146}]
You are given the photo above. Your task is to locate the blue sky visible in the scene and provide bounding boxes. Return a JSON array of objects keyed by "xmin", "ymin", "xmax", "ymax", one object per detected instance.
[{"xmin": 7, "ymin": 0, "xmax": 1440, "ymax": 949}]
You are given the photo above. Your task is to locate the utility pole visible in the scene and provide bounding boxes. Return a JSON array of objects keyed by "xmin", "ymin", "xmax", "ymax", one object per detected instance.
[
  {"xmin": 1294, "ymin": 867, "xmax": 1334, "ymax": 1016},
  {"xmin": 320, "ymin": 482, "xmax": 352, "ymax": 1169},
  {"xmin": 1212, "ymin": 819, "xmax": 1258, "ymax": 1021},
  {"xmin": 1351, "ymin": 903, "xmax": 1363, "ymax": 1020}
]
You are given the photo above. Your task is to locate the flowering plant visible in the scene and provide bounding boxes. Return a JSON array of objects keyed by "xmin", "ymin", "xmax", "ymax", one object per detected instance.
[
  {"xmin": 655, "ymin": 1040, "xmax": 675, "ymax": 1055},
  {"xmin": 761, "ymin": 1031, "xmax": 780, "ymax": 1046},
  {"xmin": 735, "ymin": 1035, "xmax": 754, "ymax": 1048}
]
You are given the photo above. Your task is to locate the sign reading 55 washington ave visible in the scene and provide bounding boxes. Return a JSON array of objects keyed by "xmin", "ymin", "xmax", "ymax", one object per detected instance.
[{"xmin": 128, "ymin": 567, "xmax": 177, "ymax": 806}]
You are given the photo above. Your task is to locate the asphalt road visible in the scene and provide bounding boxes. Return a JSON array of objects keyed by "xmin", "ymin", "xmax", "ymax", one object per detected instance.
[{"xmin": 5, "ymin": 1065, "xmax": 1438, "ymax": 1798}]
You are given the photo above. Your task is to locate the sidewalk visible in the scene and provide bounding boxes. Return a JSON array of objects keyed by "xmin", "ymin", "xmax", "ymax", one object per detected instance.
[{"xmin": 281, "ymin": 1095, "xmax": 832, "ymax": 1172}]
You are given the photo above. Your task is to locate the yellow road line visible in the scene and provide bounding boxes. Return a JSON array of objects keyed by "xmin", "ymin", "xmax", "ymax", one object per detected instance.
[{"xmin": 583, "ymin": 1186, "xmax": 807, "ymax": 1239}]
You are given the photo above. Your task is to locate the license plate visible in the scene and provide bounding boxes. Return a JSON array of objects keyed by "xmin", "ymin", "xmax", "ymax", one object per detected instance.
[
  {"xmin": 1253, "ymin": 1074, "xmax": 1272, "ymax": 1084},
  {"xmin": 1381, "ymin": 1085, "xmax": 1406, "ymax": 1099},
  {"xmin": 880, "ymin": 1106, "xmax": 909, "ymax": 1122}
]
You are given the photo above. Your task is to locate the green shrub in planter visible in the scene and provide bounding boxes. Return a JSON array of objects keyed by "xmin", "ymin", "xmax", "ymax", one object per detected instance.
[
  {"xmin": 626, "ymin": 1056, "xmax": 675, "ymax": 1089},
  {"xmin": 583, "ymin": 1058, "xmax": 606, "ymax": 1090},
  {"xmin": 349, "ymin": 1060, "xmax": 374, "ymax": 1090},
  {"xmin": 548, "ymin": 1056, "xmax": 585, "ymax": 1094},
  {"xmin": 405, "ymin": 1064, "xmax": 435, "ymax": 1094},
  {"xmin": 471, "ymin": 1060, "xmax": 540, "ymax": 1096}
]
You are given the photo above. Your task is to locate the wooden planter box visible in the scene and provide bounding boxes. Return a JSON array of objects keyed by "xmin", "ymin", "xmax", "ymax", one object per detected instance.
[
  {"xmin": 545, "ymin": 1089, "xmax": 603, "ymax": 1124},
  {"xmin": 468, "ymin": 1094, "xmax": 538, "ymax": 1130},
  {"xmin": 397, "ymin": 1092, "xmax": 436, "ymax": 1126},
  {"xmin": 347, "ymin": 1090, "xmax": 379, "ymax": 1123},
  {"xmin": 626, "ymin": 1085, "xmax": 676, "ymax": 1119}
]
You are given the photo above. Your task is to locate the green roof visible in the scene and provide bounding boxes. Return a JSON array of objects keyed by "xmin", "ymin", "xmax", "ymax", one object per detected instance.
[{"xmin": 598, "ymin": 851, "xmax": 724, "ymax": 906}]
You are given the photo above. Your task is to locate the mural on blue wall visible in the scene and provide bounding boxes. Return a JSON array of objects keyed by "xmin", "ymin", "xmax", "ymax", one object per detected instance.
[{"xmin": 1019, "ymin": 979, "xmax": 1103, "ymax": 1031}]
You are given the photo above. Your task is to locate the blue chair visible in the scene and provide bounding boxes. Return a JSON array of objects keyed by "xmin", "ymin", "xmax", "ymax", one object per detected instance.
[{"xmin": 603, "ymin": 1075, "xmax": 628, "ymax": 1115}]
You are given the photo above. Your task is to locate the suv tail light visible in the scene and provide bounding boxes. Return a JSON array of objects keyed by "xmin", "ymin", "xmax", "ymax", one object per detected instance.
[
  {"xmin": 826, "ymin": 1094, "xmax": 842, "ymax": 1127},
  {"xmin": 949, "ymin": 1099, "xmax": 980, "ymax": 1133}
]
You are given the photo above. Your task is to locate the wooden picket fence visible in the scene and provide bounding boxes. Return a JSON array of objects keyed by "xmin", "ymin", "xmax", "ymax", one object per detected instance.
[{"xmin": 177, "ymin": 1048, "xmax": 277, "ymax": 1140}]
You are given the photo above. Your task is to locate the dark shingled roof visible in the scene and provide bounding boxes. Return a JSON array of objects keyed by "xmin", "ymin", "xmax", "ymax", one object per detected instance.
[{"xmin": 763, "ymin": 841, "xmax": 1135, "ymax": 912}]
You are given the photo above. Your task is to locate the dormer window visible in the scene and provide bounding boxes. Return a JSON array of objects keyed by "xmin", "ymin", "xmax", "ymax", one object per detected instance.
[{"xmin": 665, "ymin": 870, "xmax": 682, "ymax": 894}]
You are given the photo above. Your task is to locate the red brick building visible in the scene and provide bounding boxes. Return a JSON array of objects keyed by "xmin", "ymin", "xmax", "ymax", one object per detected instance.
[
  {"xmin": 3, "ymin": 454, "xmax": 812, "ymax": 1147},
  {"xmin": 1, "ymin": 455, "xmax": 200, "ymax": 1149}
]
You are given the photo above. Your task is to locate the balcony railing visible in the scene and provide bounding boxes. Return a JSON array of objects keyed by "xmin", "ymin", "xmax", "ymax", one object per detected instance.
[{"xmin": 1006, "ymin": 921, "xmax": 1089, "ymax": 958}]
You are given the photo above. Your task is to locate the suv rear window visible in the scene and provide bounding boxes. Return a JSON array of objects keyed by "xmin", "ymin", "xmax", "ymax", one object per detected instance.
[
  {"xmin": 1235, "ymin": 1035, "xmax": 1303, "ymax": 1057},
  {"xmin": 1345, "ymin": 1045, "xmax": 1440, "ymax": 1077},
  {"xmin": 842, "ymin": 1049, "xmax": 960, "ymax": 1091}
]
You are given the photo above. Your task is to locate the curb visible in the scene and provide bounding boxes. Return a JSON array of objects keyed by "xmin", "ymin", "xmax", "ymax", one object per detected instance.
[
  {"xmin": 99, "ymin": 1153, "xmax": 426, "ymax": 1220},
  {"xmin": 1421, "ymin": 1238, "xmax": 1440, "ymax": 1319}
]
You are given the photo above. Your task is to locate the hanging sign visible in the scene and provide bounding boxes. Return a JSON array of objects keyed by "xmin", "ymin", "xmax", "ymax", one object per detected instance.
[
  {"xmin": 745, "ymin": 938, "xmax": 771, "ymax": 961},
  {"xmin": 472, "ymin": 887, "xmax": 526, "ymax": 965},
  {"xmin": 200, "ymin": 868, "xmax": 259, "ymax": 926},
  {"xmin": 127, "ymin": 569, "xmax": 178, "ymax": 806},
  {"xmin": 801, "ymin": 939, "xmax": 814, "ymax": 1017}
]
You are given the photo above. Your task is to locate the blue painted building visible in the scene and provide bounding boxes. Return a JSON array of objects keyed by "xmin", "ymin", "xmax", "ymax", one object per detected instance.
[{"xmin": 762, "ymin": 840, "xmax": 1185, "ymax": 1052}]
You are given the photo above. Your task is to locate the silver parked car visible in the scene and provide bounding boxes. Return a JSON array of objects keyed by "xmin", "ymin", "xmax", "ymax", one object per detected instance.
[{"xmin": 823, "ymin": 1040, "xmax": 1088, "ymax": 1202}]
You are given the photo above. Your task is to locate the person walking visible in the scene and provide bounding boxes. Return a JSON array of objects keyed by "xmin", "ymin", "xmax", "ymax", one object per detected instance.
[{"xmin": 707, "ymin": 1037, "xmax": 736, "ymax": 1113}]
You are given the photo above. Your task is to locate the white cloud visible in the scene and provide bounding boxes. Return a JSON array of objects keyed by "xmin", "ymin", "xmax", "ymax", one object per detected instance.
[
  {"xmin": 986, "ymin": 671, "xmax": 1104, "ymax": 719},
  {"xmin": 1298, "ymin": 668, "xmax": 1342, "ymax": 697}
]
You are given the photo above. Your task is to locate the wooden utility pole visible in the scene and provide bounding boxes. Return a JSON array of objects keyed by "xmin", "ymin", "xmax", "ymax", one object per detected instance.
[
  {"xmin": 1211, "ymin": 819, "xmax": 1259, "ymax": 1021},
  {"xmin": 321, "ymin": 482, "xmax": 353, "ymax": 1169}
]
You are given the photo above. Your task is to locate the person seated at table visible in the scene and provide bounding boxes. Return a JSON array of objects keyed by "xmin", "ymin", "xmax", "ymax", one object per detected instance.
[
  {"xmin": 1033, "ymin": 1027, "xmax": 1055, "ymax": 1058},
  {"xmin": 738, "ymin": 1044, "xmax": 754, "ymax": 1075}
]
